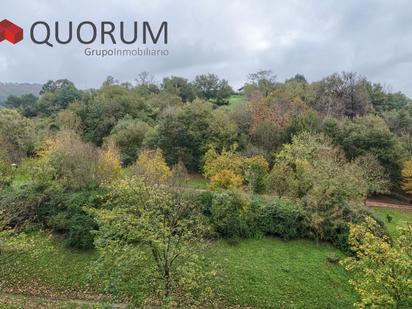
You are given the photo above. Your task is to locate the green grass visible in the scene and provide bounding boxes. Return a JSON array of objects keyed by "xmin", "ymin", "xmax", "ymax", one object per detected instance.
[
  {"xmin": 0, "ymin": 230, "xmax": 357, "ymax": 308},
  {"xmin": 185, "ymin": 174, "xmax": 209, "ymax": 190},
  {"xmin": 228, "ymin": 94, "xmax": 246, "ymax": 105},
  {"xmin": 226, "ymin": 94, "xmax": 246, "ymax": 110},
  {"xmin": 372, "ymin": 207, "xmax": 412, "ymax": 237},
  {"xmin": 0, "ymin": 231, "xmax": 101, "ymax": 301},
  {"xmin": 205, "ymin": 238, "xmax": 357, "ymax": 308},
  {"xmin": 3, "ymin": 207, "xmax": 408, "ymax": 308}
]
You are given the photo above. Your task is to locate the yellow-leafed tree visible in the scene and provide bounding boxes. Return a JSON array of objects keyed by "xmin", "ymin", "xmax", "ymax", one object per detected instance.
[
  {"xmin": 132, "ymin": 149, "xmax": 171, "ymax": 185},
  {"xmin": 401, "ymin": 159, "xmax": 412, "ymax": 193}
]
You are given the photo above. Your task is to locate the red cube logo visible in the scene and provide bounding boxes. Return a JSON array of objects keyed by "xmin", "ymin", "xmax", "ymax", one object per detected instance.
[{"xmin": 0, "ymin": 19, "xmax": 23, "ymax": 44}]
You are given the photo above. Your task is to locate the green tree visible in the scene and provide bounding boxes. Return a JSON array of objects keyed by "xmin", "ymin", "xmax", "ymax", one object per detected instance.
[
  {"xmin": 342, "ymin": 218, "xmax": 412, "ymax": 308},
  {"xmin": 270, "ymin": 132, "xmax": 369, "ymax": 245},
  {"xmin": 0, "ymin": 149, "xmax": 13, "ymax": 188},
  {"xmin": 4, "ymin": 94, "xmax": 38, "ymax": 117},
  {"xmin": 162, "ymin": 76, "xmax": 196, "ymax": 102},
  {"xmin": 244, "ymin": 155, "xmax": 269, "ymax": 194},
  {"xmin": 266, "ymin": 161, "xmax": 297, "ymax": 198},
  {"xmin": 33, "ymin": 79, "xmax": 82, "ymax": 116},
  {"xmin": 77, "ymin": 85, "xmax": 153, "ymax": 145},
  {"xmin": 106, "ymin": 117, "xmax": 154, "ymax": 165},
  {"xmin": 193, "ymin": 74, "xmax": 233, "ymax": 105},
  {"xmin": 0, "ymin": 109, "xmax": 35, "ymax": 162},
  {"xmin": 93, "ymin": 177, "xmax": 213, "ymax": 306},
  {"xmin": 245, "ymin": 70, "xmax": 277, "ymax": 97},
  {"xmin": 354, "ymin": 154, "xmax": 390, "ymax": 196},
  {"xmin": 156, "ymin": 100, "xmax": 237, "ymax": 171}
]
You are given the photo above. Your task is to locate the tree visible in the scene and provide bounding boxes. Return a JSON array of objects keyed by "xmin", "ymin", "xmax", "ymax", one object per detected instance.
[
  {"xmin": 311, "ymin": 72, "xmax": 372, "ymax": 119},
  {"xmin": 77, "ymin": 85, "xmax": 153, "ymax": 145},
  {"xmin": 301, "ymin": 154, "xmax": 367, "ymax": 243},
  {"xmin": 130, "ymin": 149, "xmax": 171, "ymax": 186},
  {"xmin": 248, "ymin": 91, "xmax": 311, "ymax": 157},
  {"xmin": 325, "ymin": 115, "xmax": 405, "ymax": 186},
  {"xmin": 106, "ymin": 117, "xmax": 154, "ymax": 165},
  {"xmin": 41, "ymin": 130, "xmax": 121, "ymax": 189},
  {"xmin": 266, "ymin": 161, "xmax": 297, "ymax": 198},
  {"xmin": 193, "ymin": 74, "xmax": 233, "ymax": 105},
  {"xmin": 156, "ymin": 100, "xmax": 237, "ymax": 171},
  {"xmin": 0, "ymin": 109, "xmax": 35, "ymax": 162},
  {"xmin": 354, "ymin": 154, "xmax": 390, "ymax": 196},
  {"xmin": 93, "ymin": 177, "xmax": 213, "ymax": 306},
  {"xmin": 34, "ymin": 79, "xmax": 82, "ymax": 116},
  {"xmin": 0, "ymin": 149, "xmax": 13, "ymax": 188},
  {"xmin": 162, "ymin": 76, "xmax": 196, "ymax": 103},
  {"xmin": 285, "ymin": 74, "xmax": 307, "ymax": 84},
  {"xmin": 270, "ymin": 132, "xmax": 368, "ymax": 245},
  {"xmin": 4, "ymin": 94, "xmax": 38, "ymax": 117},
  {"xmin": 55, "ymin": 108, "xmax": 83, "ymax": 133},
  {"xmin": 203, "ymin": 147, "xmax": 244, "ymax": 190},
  {"xmin": 401, "ymin": 157, "xmax": 412, "ymax": 194},
  {"xmin": 243, "ymin": 155, "xmax": 269, "ymax": 194},
  {"xmin": 342, "ymin": 218, "xmax": 412, "ymax": 308},
  {"xmin": 245, "ymin": 70, "xmax": 277, "ymax": 97}
]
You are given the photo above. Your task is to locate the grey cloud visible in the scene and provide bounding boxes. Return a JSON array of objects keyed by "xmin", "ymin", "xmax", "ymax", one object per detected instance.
[{"xmin": 1, "ymin": 0, "xmax": 412, "ymax": 95}]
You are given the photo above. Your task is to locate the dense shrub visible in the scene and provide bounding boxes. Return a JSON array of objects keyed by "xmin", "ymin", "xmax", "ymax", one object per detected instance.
[
  {"xmin": 192, "ymin": 189, "xmax": 384, "ymax": 252},
  {"xmin": 41, "ymin": 130, "xmax": 121, "ymax": 189},
  {"xmin": 106, "ymin": 117, "xmax": 154, "ymax": 165},
  {"xmin": 244, "ymin": 155, "xmax": 269, "ymax": 194},
  {"xmin": 258, "ymin": 200, "xmax": 306, "ymax": 240},
  {"xmin": 203, "ymin": 148, "xmax": 244, "ymax": 190},
  {"xmin": 0, "ymin": 151, "xmax": 14, "ymax": 188},
  {"xmin": 0, "ymin": 184, "xmax": 47, "ymax": 230},
  {"xmin": 65, "ymin": 213, "xmax": 97, "ymax": 250},
  {"xmin": 40, "ymin": 188, "xmax": 102, "ymax": 249},
  {"xmin": 195, "ymin": 191, "xmax": 260, "ymax": 239},
  {"xmin": 0, "ymin": 183, "xmax": 102, "ymax": 249},
  {"xmin": 209, "ymin": 191, "xmax": 252, "ymax": 239}
]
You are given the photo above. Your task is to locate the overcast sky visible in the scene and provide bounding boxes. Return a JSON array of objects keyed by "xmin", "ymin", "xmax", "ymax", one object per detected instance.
[{"xmin": 2, "ymin": 0, "xmax": 412, "ymax": 95}]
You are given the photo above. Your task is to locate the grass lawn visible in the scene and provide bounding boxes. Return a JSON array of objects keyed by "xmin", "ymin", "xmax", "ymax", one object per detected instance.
[
  {"xmin": 0, "ymin": 230, "xmax": 357, "ymax": 308},
  {"xmin": 0, "ymin": 231, "xmax": 101, "ymax": 301},
  {"xmin": 227, "ymin": 94, "xmax": 246, "ymax": 109},
  {"xmin": 186, "ymin": 174, "xmax": 209, "ymax": 190},
  {"xmin": 371, "ymin": 207, "xmax": 412, "ymax": 237},
  {"xmin": 205, "ymin": 238, "xmax": 356, "ymax": 308}
]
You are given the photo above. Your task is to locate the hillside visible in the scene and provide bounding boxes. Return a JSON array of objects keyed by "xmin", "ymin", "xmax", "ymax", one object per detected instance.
[{"xmin": 0, "ymin": 82, "xmax": 42, "ymax": 103}]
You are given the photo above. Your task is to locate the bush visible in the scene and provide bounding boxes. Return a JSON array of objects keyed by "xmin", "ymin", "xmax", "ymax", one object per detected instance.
[
  {"xmin": 65, "ymin": 213, "xmax": 97, "ymax": 250},
  {"xmin": 203, "ymin": 147, "xmax": 244, "ymax": 190},
  {"xmin": 41, "ymin": 130, "xmax": 121, "ymax": 190},
  {"xmin": 0, "ymin": 184, "xmax": 47, "ymax": 230},
  {"xmin": 258, "ymin": 199, "xmax": 306, "ymax": 240},
  {"xmin": 319, "ymin": 205, "xmax": 385, "ymax": 253},
  {"xmin": 209, "ymin": 191, "xmax": 251, "ymax": 239},
  {"xmin": 40, "ymin": 188, "xmax": 101, "ymax": 249},
  {"xmin": 244, "ymin": 155, "xmax": 269, "ymax": 194},
  {"xmin": 210, "ymin": 170, "xmax": 243, "ymax": 190},
  {"xmin": 0, "ymin": 183, "xmax": 101, "ymax": 250},
  {"xmin": 0, "ymin": 154, "xmax": 13, "ymax": 188},
  {"xmin": 196, "ymin": 191, "xmax": 260, "ymax": 239},
  {"xmin": 129, "ymin": 149, "xmax": 171, "ymax": 186}
]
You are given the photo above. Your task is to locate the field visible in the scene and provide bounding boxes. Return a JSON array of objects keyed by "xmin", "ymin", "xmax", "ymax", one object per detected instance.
[
  {"xmin": 0, "ymin": 231, "xmax": 356, "ymax": 308},
  {"xmin": 1, "ymin": 206, "xmax": 410, "ymax": 308},
  {"xmin": 372, "ymin": 207, "xmax": 412, "ymax": 236},
  {"xmin": 227, "ymin": 94, "xmax": 246, "ymax": 108}
]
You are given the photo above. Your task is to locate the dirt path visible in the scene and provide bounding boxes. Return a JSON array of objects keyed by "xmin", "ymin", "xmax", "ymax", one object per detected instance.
[{"xmin": 366, "ymin": 197, "xmax": 412, "ymax": 210}]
